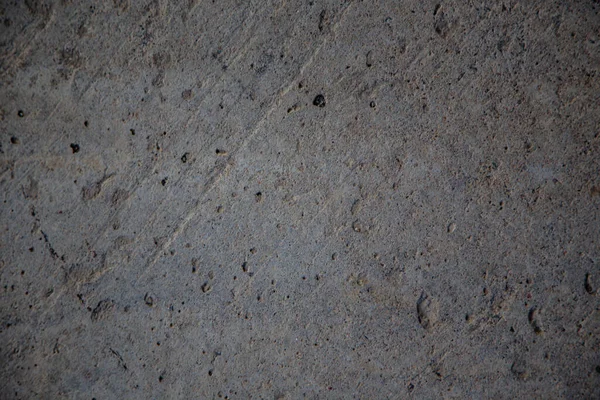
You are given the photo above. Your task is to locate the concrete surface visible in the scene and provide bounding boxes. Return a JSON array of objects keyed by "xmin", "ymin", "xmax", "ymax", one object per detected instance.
[{"xmin": 1, "ymin": 0, "xmax": 600, "ymax": 398}]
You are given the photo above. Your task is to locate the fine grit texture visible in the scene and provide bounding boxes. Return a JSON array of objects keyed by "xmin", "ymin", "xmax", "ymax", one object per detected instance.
[{"xmin": 1, "ymin": 1, "xmax": 599, "ymax": 398}]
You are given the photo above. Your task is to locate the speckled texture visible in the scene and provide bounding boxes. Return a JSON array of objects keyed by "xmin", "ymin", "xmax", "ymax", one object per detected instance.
[{"xmin": 1, "ymin": 1, "xmax": 599, "ymax": 398}]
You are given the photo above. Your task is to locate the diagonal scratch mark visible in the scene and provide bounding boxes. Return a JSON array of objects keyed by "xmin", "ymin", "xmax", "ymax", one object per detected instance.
[
  {"xmin": 109, "ymin": 347, "xmax": 128, "ymax": 370},
  {"xmin": 28, "ymin": 4, "xmax": 266, "ymax": 310},
  {"xmin": 221, "ymin": 0, "xmax": 356, "ymax": 160},
  {"xmin": 134, "ymin": 157, "xmax": 234, "ymax": 284},
  {"xmin": 283, "ymin": 1, "xmax": 354, "ymax": 99},
  {"xmin": 59, "ymin": 1, "xmax": 357, "ymax": 291},
  {"xmin": 83, "ymin": 3, "xmax": 262, "ymax": 243},
  {"xmin": 133, "ymin": 3, "xmax": 355, "ymax": 283}
]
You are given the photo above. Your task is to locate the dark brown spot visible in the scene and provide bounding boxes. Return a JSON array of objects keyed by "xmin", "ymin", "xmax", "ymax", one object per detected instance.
[{"xmin": 313, "ymin": 94, "xmax": 326, "ymax": 107}]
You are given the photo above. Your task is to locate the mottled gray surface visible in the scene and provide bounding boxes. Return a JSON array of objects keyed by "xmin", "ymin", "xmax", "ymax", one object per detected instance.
[{"xmin": 1, "ymin": 0, "xmax": 600, "ymax": 398}]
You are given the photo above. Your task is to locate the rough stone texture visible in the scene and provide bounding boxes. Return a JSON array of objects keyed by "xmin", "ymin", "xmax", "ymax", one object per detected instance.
[{"xmin": 1, "ymin": 1, "xmax": 599, "ymax": 398}]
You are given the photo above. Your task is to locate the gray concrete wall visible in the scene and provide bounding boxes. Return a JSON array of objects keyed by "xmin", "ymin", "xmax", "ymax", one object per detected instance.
[{"xmin": 1, "ymin": 1, "xmax": 599, "ymax": 398}]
